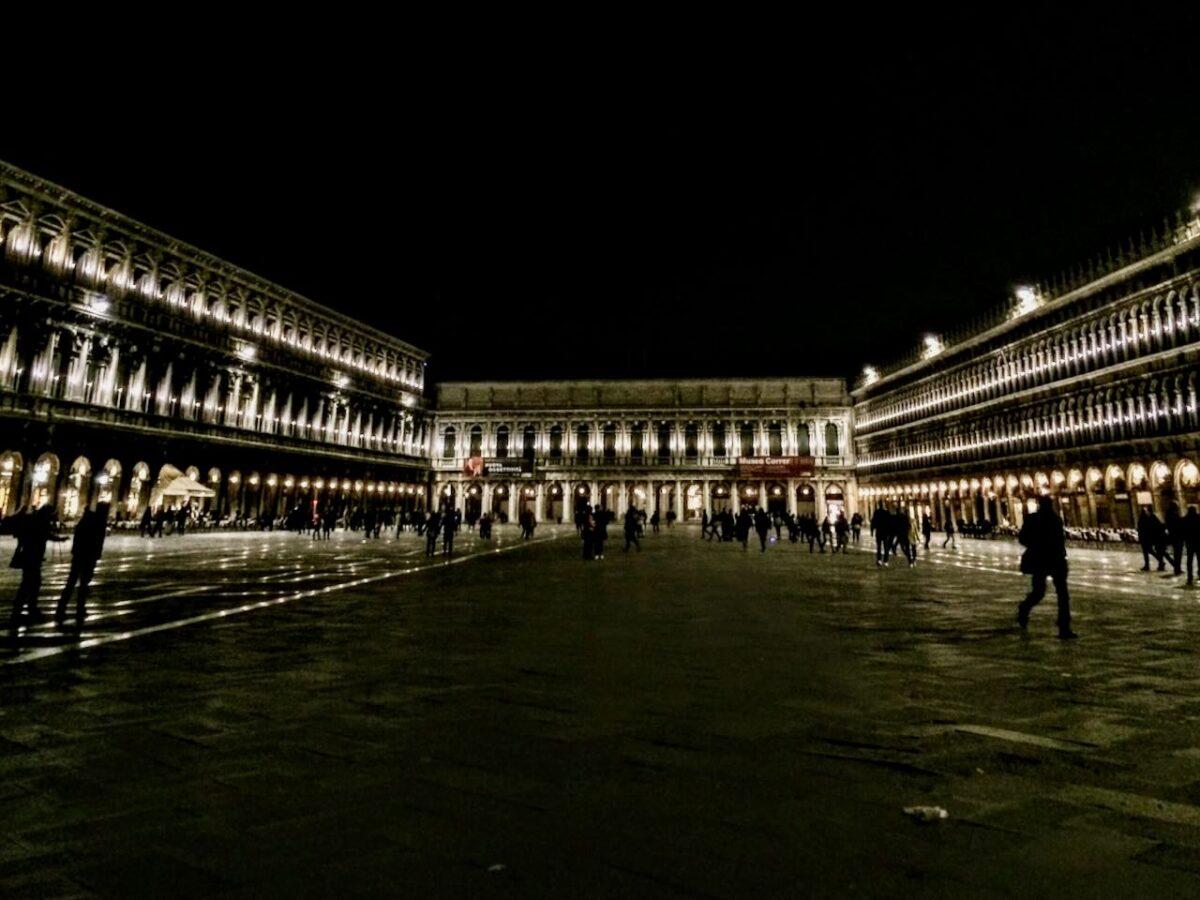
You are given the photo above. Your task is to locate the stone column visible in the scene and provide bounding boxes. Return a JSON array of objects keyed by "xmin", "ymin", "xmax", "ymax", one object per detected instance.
[
  {"xmin": 618, "ymin": 482, "xmax": 628, "ymax": 516},
  {"xmin": 815, "ymin": 480, "xmax": 827, "ymax": 520},
  {"xmin": 674, "ymin": 479, "xmax": 684, "ymax": 521},
  {"xmin": 703, "ymin": 480, "xmax": 712, "ymax": 517},
  {"xmin": 759, "ymin": 480, "xmax": 767, "ymax": 509},
  {"xmin": 508, "ymin": 486, "xmax": 518, "ymax": 523},
  {"xmin": 535, "ymin": 483, "xmax": 545, "ymax": 523},
  {"xmin": 481, "ymin": 483, "xmax": 492, "ymax": 516},
  {"xmin": 787, "ymin": 478, "xmax": 797, "ymax": 516}
]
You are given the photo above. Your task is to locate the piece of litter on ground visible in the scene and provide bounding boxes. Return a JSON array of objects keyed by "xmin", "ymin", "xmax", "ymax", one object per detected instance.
[
  {"xmin": 487, "ymin": 864, "xmax": 506, "ymax": 873},
  {"xmin": 903, "ymin": 805, "xmax": 948, "ymax": 822}
]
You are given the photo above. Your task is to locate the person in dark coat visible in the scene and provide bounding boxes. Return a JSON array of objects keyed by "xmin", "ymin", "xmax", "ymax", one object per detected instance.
[
  {"xmin": 8, "ymin": 505, "xmax": 65, "ymax": 625},
  {"xmin": 593, "ymin": 508, "xmax": 609, "ymax": 559},
  {"xmin": 139, "ymin": 505, "xmax": 153, "ymax": 538},
  {"xmin": 1165, "ymin": 502, "xmax": 1184, "ymax": 575},
  {"xmin": 581, "ymin": 508, "xmax": 596, "ymax": 560},
  {"xmin": 56, "ymin": 502, "xmax": 110, "ymax": 623},
  {"xmin": 921, "ymin": 513, "xmax": 933, "ymax": 550},
  {"xmin": 871, "ymin": 505, "xmax": 891, "ymax": 565},
  {"xmin": 1137, "ymin": 507, "xmax": 1165, "ymax": 571},
  {"xmin": 754, "ymin": 508, "xmax": 770, "ymax": 552},
  {"xmin": 623, "ymin": 506, "xmax": 641, "ymax": 552},
  {"xmin": 1184, "ymin": 505, "xmax": 1200, "ymax": 586},
  {"xmin": 1017, "ymin": 496, "xmax": 1077, "ymax": 639},
  {"xmin": 425, "ymin": 510, "xmax": 442, "ymax": 557}
]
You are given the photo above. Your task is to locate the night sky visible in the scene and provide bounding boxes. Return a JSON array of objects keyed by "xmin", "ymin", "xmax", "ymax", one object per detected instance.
[{"xmin": 5, "ymin": 19, "xmax": 1199, "ymax": 387}]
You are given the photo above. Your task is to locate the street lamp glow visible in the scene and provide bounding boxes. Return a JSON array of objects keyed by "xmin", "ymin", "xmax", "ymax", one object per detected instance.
[
  {"xmin": 1013, "ymin": 285, "xmax": 1039, "ymax": 318},
  {"xmin": 862, "ymin": 366, "xmax": 879, "ymax": 385},
  {"xmin": 921, "ymin": 335, "xmax": 943, "ymax": 359}
]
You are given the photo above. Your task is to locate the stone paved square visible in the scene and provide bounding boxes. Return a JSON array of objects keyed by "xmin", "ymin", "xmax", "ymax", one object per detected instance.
[{"xmin": 2, "ymin": 526, "xmax": 1200, "ymax": 897}]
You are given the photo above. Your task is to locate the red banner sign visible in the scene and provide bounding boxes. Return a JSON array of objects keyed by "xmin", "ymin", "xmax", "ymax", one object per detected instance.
[{"xmin": 736, "ymin": 456, "xmax": 814, "ymax": 479}]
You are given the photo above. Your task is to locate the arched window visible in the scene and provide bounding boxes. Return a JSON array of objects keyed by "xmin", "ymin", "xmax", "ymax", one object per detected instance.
[
  {"xmin": 824, "ymin": 423, "xmax": 840, "ymax": 457},
  {"xmin": 685, "ymin": 423, "xmax": 698, "ymax": 458},
  {"xmin": 442, "ymin": 426, "xmax": 456, "ymax": 459},
  {"xmin": 796, "ymin": 423, "xmax": 811, "ymax": 456},
  {"xmin": 657, "ymin": 422, "xmax": 671, "ymax": 459},
  {"xmin": 495, "ymin": 425, "xmax": 509, "ymax": 459},
  {"xmin": 603, "ymin": 423, "xmax": 616, "ymax": 459},
  {"xmin": 469, "ymin": 425, "xmax": 482, "ymax": 457},
  {"xmin": 576, "ymin": 424, "xmax": 590, "ymax": 461},
  {"xmin": 630, "ymin": 423, "xmax": 644, "ymax": 459},
  {"xmin": 522, "ymin": 425, "xmax": 536, "ymax": 460},
  {"xmin": 549, "ymin": 425, "xmax": 563, "ymax": 458},
  {"xmin": 768, "ymin": 422, "xmax": 782, "ymax": 457}
]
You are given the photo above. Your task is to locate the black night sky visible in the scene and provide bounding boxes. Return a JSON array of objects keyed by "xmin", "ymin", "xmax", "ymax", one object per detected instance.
[{"xmin": 5, "ymin": 19, "xmax": 1199, "ymax": 387}]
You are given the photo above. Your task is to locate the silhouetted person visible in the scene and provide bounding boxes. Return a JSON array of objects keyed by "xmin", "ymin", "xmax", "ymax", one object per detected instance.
[
  {"xmin": 650, "ymin": 509, "xmax": 660, "ymax": 534},
  {"xmin": 594, "ymin": 508, "xmax": 609, "ymax": 559},
  {"xmin": 1137, "ymin": 507, "xmax": 1165, "ymax": 571},
  {"xmin": 754, "ymin": 508, "xmax": 770, "ymax": 552},
  {"xmin": 1185, "ymin": 506, "xmax": 1200, "ymax": 586},
  {"xmin": 56, "ymin": 502, "xmax": 109, "ymax": 624},
  {"xmin": 921, "ymin": 513, "xmax": 933, "ymax": 550},
  {"xmin": 139, "ymin": 505, "xmax": 153, "ymax": 538},
  {"xmin": 891, "ymin": 508, "xmax": 913, "ymax": 566},
  {"xmin": 1165, "ymin": 502, "xmax": 1184, "ymax": 575},
  {"xmin": 871, "ymin": 505, "xmax": 890, "ymax": 565},
  {"xmin": 735, "ymin": 508, "xmax": 752, "ymax": 550},
  {"xmin": 833, "ymin": 512, "xmax": 850, "ymax": 553},
  {"xmin": 1017, "ymin": 495, "xmax": 1076, "ymax": 639},
  {"xmin": 581, "ymin": 508, "xmax": 596, "ymax": 560},
  {"xmin": 850, "ymin": 511, "xmax": 863, "ymax": 544},
  {"xmin": 7, "ymin": 505, "xmax": 64, "ymax": 625},
  {"xmin": 942, "ymin": 517, "xmax": 956, "ymax": 548},
  {"xmin": 425, "ymin": 511, "xmax": 442, "ymax": 557},
  {"xmin": 442, "ymin": 513, "xmax": 455, "ymax": 556},
  {"xmin": 623, "ymin": 506, "xmax": 641, "ymax": 552}
]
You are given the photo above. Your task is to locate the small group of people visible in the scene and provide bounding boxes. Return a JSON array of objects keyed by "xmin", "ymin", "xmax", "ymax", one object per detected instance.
[
  {"xmin": 139, "ymin": 503, "xmax": 193, "ymax": 538},
  {"xmin": 577, "ymin": 505, "xmax": 613, "ymax": 559},
  {"xmin": 1137, "ymin": 503, "xmax": 1200, "ymax": 583},
  {"xmin": 423, "ymin": 508, "xmax": 464, "ymax": 557}
]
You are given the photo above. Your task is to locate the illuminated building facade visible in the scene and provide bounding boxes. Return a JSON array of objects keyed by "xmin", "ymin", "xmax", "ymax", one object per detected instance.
[
  {"xmin": 854, "ymin": 208, "xmax": 1200, "ymax": 532},
  {"xmin": 0, "ymin": 162, "xmax": 430, "ymax": 521},
  {"xmin": 431, "ymin": 379, "xmax": 855, "ymax": 523}
]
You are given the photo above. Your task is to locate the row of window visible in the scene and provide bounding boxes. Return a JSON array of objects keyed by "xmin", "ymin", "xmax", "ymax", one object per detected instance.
[
  {"xmin": 441, "ymin": 421, "xmax": 842, "ymax": 460},
  {"xmin": 858, "ymin": 370, "xmax": 1197, "ymax": 473},
  {"xmin": 856, "ymin": 278, "xmax": 1200, "ymax": 434}
]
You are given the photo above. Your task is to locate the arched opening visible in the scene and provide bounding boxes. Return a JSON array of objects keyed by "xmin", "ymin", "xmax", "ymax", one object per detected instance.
[
  {"xmin": 546, "ymin": 481, "xmax": 565, "ymax": 522},
  {"xmin": 464, "ymin": 481, "xmax": 483, "ymax": 523},
  {"xmin": 766, "ymin": 481, "xmax": 787, "ymax": 516},
  {"xmin": 29, "ymin": 452, "xmax": 60, "ymax": 511},
  {"xmin": 739, "ymin": 481, "xmax": 761, "ymax": 509},
  {"xmin": 795, "ymin": 481, "xmax": 816, "ymax": 518},
  {"xmin": 522, "ymin": 425, "xmax": 536, "ymax": 460},
  {"xmin": 796, "ymin": 423, "xmax": 811, "ymax": 456},
  {"xmin": 95, "ymin": 459, "xmax": 122, "ymax": 509},
  {"xmin": 494, "ymin": 425, "xmax": 510, "ymax": 459},
  {"xmin": 0, "ymin": 451, "xmax": 23, "ymax": 517},
  {"xmin": 825, "ymin": 482, "xmax": 846, "ymax": 520},
  {"xmin": 1179, "ymin": 459, "xmax": 1200, "ymax": 509},
  {"xmin": 685, "ymin": 483, "xmax": 703, "ymax": 520},
  {"xmin": 441, "ymin": 426, "xmax": 456, "ymax": 459},
  {"xmin": 59, "ymin": 458, "xmax": 91, "ymax": 520},
  {"xmin": 710, "ymin": 481, "xmax": 731, "ymax": 515},
  {"xmin": 469, "ymin": 425, "xmax": 483, "ymax": 458}
]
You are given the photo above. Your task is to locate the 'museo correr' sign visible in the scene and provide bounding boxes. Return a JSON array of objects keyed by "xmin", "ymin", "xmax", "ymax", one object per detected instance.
[{"xmin": 736, "ymin": 457, "xmax": 814, "ymax": 478}]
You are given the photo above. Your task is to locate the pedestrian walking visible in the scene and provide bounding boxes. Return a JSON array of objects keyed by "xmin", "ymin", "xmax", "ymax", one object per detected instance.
[
  {"xmin": 754, "ymin": 507, "xmax": 770, "ymax": 552},
  {"xmin": 942, "ymin": 517, "xmax": 956, "ymax": 549},
  {"xmin": 56, "ymin": 502, "xmax": 110, "ymax": 624},
  {"xmin": 6, "ymin": 505, "xmax": 65, "ymax": 625},
  {"xmin": 1166, "ymin": 502, "xmax": 1185, "ymax": 575},
  {"xmin": 581, "ymin": 507, "xmax": 596, "ymax": 560},
  {"xmin": 871, "ymin": 505, "xmax": 891, "ymax": 565},
  {"xmin": 1184, "ymin": 505, "xmax": 1200, "ymax": 586},
  {"xmin": 623, "ymin": 506, "xmax": 641, "ymax": 552},
  {"xmin": 650, "ymin": 509, "xmax": 660, "ymax": 534},
  {"xmin": 425, "ymin": 510, "xmax": 442, "ymax": 557},
  {"xmin": 594, "ymin": 508, "xmax": 609, "ymax": 559},
  {"xmin": 921, "ymin": 513, "xmax": 933, "ymax": 550},
  {"xmin": 1137, "ymin": 507, "xmax": 1165, "ymax": 571},
  {"xmin": 1016, "ymin": 495, "xmax": 1077, "ymax": 639},
  {"xmin": 850, "ymin": 511, "xmax": 863, "ymax": 544}
]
